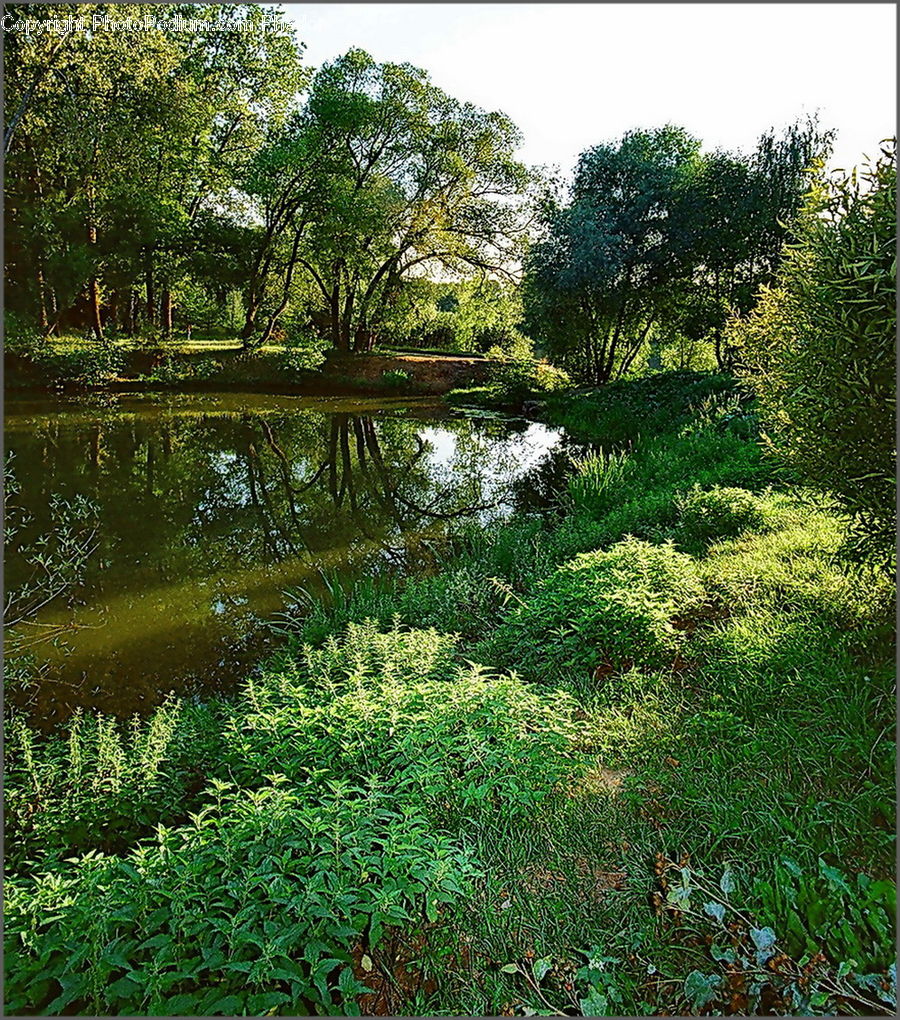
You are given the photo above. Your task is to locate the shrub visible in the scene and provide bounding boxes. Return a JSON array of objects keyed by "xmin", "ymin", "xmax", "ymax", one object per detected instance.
[
  {"xmin": 4, "ymin": 621, "xmax": 586, "ymax": 1016},
  {"xmin": 543, "ymin": 370, "xmax": 742, "ymax": 444},
  {"xmin": 4, "ymin": 698, "xmax": 221, "ymax": 871},
  {"xmin": 381, "ymin": 368, "xmax": 413, "ymax": 390},
  {"xmin": 4, "ymin": 784, "xmax": 475, "ymax": 1017},
  {"xmin": 146, "ymin": 355, "xmax": 223, "ymax": 385},
  {"xmin": 733, "ymin": 144, "xmax": 896, "ymax": 567},
  {"xmin": 224, "ymin": 621, "xmax": 582, "ymax": 818},
  {"xmin": 34, "ymin": 338, "xmax": 126, "ymax": 386},
  {"xmin": 486, "ymin": 537, "xmax": 706, "ymax": 685},
  {"xmin": 674, "ymin": 485, "xmax": 766, "ymax": 549}
]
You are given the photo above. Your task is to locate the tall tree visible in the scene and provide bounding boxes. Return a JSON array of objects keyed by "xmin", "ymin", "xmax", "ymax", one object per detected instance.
[
  {"xmin": 241, "ymin": 49, "xmax": 531, "ymax": 350},
  {"xmin": 3, "ymin": 4, "xmax": 306, "ymax": 338},
  {"xmin": 523, "ymin": 118, "xmax": 835, "ymax": 383},
  {"xmin": 524, "ymin": 125, "xmax": 702, "ymax": 384}
]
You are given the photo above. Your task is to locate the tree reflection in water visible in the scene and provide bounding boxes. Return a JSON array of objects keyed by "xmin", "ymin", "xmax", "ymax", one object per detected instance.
[{"xmin": 5, "ymin": 394, "xmax": 577, "ymax": 720}]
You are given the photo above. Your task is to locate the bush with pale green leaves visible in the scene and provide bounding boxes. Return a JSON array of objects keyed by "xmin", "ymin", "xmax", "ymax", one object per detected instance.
[{"xmin": 734, "ymin": 143, "xmax": 896, "ymax": 566}]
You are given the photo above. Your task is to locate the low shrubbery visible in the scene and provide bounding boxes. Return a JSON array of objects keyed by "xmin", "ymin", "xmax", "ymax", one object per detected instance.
[
  {"xmin": 485, "ymin": 538, "xmax": 706, "ymax": 686},
  {"xmin": 5, "ymin": 324, "xmax": 127, "ymax": 387},
  {"xmin": 674, "ymin": 484, "xmax": 768, "ymax": 550}
]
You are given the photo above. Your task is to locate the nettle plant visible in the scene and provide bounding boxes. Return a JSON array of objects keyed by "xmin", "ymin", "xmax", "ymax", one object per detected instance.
[{"xmin": 5, "ymin": 620, "xmax": 588, "ymax": 1016}]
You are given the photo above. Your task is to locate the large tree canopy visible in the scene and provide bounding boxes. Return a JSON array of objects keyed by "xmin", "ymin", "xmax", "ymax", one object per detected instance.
[
  {"xmin": 524, "ymin": 125, "xmax": 702, "ymax": 384},
  {"xmin": 4, "ymin": 3, "xmax": 306, "ymax": 339},
  {"xmin": 523, "ymin": 119, "xmax": 834, "ymax": 384},
  {"xmin": 241, "ymin": 49, "xmax": 531, "ymax": 350}
]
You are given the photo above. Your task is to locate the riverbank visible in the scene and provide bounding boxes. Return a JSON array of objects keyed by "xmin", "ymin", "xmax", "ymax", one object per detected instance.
[
  {"xmin": 4, "ymin": 336, "xmax": 504, "ymax": 397},
  {"xmin": 5, "ymin": 373, "xmax": 895, "ymax": 1017}
]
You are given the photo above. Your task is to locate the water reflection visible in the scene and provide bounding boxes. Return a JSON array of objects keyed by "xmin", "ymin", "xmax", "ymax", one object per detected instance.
[{"xmin": 5, "ymin": 393, "xmax": 577, "ymax": 720}]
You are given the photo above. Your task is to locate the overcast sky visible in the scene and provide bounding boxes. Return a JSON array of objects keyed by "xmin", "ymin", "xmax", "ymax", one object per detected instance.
[{"xmin": 282, "ymin": 3, "xmax": 896, "ymax": 175}]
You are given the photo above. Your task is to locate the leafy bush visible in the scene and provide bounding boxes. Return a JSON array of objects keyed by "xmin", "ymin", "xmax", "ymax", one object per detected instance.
[
  {"xmin": 4, "ymin": 784, "xmax": 474, "ymax": 1016},
  {"xmin": 381, "ymin": 368, "xmax": 413, "ymax": 390},
  {"xmin": 24, "ymin": 337, "xmax": 127, "ymax": 387},
  {"xmin": 700, "ymin": 504, "xmax": 892, "ymax": 625},
  {"xmin": 4, "ymin": 699, "xmax": 221, "ymax": 871},
  {"xmin": 228, "ymin": 622, "xmax": 582, "ymax": 821},
  {"xmin": 544, "ymin": 370, "xmax": 742, "ymax": 444},
  {"xmin": 146, "ymin": 355, "xmax": 223, "ymax": 385},
  {"xmin": 674, "ymin": 485, "xmax": 766, "ymax": 549},
  {"xmin": 447, "ymin": 356, "xmax": 569, "ymax": 410},
  {"xmin": 734, "ymin": 144, "xmax": 896, "ymax": 566},
  {"xmin": 485, "ymin": 537, "xmax": 706, "ymax": 685}
]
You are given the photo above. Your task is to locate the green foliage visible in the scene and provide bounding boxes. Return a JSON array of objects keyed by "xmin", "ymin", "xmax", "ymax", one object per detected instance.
[
  {"xmin": 5, "ymin": 372, "xmax": 894, "ymax": 1017},
  {"xmin": 8, "ymin": 333, "xmax": 127, "ymax": 387},
  {"xmin": 5, "ymin": 784, "xmax": 472, "ymax": 1016},
  {"xmin": 380, "ymin": 368, "xmax": 413, "ymax": 390},
  {"xmin": 674, "ymin": 485, "xmax": 767, "ymax": 550},
  {"xmin": 243, "ymin": 49, "xmax": 529, "ymax": 350},
  {"xmin": 734, "ymin": 142, "xmax": 897, "ymax": 566},
  {"xmin": 378, "ymin": 279, "xmax": 528, "ymax": 356},
  {"xmin": 524, "ymin": 120, "xmax": 833, "ymax": 384},
  {"xmin": 5, "ymin": 3, "xmax": 307, "ymax": 343},
  {"xmin": 754, "ymin": 859, "xmax": 895, "ymax": 973},
  {"xmin": 648, "ymin": 858, "xmax": 895, "ymax": 1016},
  {"xmin": 486, "ymin": 538, "xmax": 706, "ymax": 685},
  {"xmin": 146, "ymin": 354, "xmax": 223, "ymax": 385},
  {"xmin": 4, "ymin": 698, "xmax": 220, "ymax": 871},
  {"xmin": 700, "ymin": 503, "xmax": 892, "ymax": 624},
  {"xmin": 524, "ymin": 125, "xmax": 704, "ymax": 384},
  {"xmin": 543, "ymin": 370, "xmax": 743, "ymax": 444},
  {"xmin": 5, "ymin": 621, "xmax": 584, "ymax": 1015}
]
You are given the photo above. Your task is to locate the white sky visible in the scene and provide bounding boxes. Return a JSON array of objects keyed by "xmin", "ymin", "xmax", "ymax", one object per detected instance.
[{"xmin": 281, "ymin": 2, "xmax": 896, "ymax": 175}]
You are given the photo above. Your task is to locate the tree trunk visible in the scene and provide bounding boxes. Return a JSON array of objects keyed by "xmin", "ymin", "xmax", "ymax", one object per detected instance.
[
  {"xmin": 123, "ymin": 289, "xmax": 135, "ymax": 335},
  {"xmin": 241, "ymin": 297, "xmax": 259, "ymax": 343},
  {"xmin": 145, "ymin": 255, "xmax": 156, "ymax": 327},
  {"xmin": 161, "ymin": 286, "xmax": 173, "ymax": 338},
  {"xmin": 36, "ymin": 263, "xmax": 48, "ymax": 333},
  {"xmin": 330, "ymin": 286, "xmax": 347, "ymax": 352},
  {"xmin": 86, "ymin": 187, "xmax": 103, "ymax": 342}
]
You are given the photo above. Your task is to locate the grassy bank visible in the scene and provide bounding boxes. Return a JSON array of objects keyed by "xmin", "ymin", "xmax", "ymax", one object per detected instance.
[
  {"xmin": 4, "ymin": 333, "xmax": 503, "ymax": 397},
  {"xmin": 4, "ymin": 373, "xmax": 895, "ymax": 1016}
]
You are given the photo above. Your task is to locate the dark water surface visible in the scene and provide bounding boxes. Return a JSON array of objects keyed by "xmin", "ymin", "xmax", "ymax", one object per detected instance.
[{"xmin": 6, "ymin": 391, "xmax": 578, "ymax": 722}]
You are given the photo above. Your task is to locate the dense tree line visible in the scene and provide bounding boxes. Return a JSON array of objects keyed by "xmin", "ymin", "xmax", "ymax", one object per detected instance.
[
  {"xmin": 4, "ymin": 0, "xmax": 885, "ymax": 407},
  {"xmin": 4, "ymin": 4, "xmax": 530, "ymax": 352},
  {"xmin": 523, "ymin": 119, "xmax": 834, "ymax": 382}
]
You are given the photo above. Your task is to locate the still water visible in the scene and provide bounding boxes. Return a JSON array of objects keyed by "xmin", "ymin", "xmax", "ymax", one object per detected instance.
[{"xmin": 6, "ymin": 391, "xmax": 578, "ymax": 721}]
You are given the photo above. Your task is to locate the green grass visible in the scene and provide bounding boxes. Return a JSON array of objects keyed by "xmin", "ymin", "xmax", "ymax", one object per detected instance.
[{"xmin": 4, "ymin": 371, "xmax": 895, "ymax": 1016}]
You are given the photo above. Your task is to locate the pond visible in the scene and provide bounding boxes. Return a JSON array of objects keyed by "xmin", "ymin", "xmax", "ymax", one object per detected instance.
[{"xmin": 6, "ymin": 391, "xmax": 581, "ymax": 723}]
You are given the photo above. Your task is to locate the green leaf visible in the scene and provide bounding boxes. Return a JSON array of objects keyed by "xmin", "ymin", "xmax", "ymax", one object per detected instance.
[
  {"xmin": 684, "ymin": 970, "xmax": 720, "ymax": 1010},
  {"xmin": 533, "ymin": 957, "xmax": 552, "ymax": 982}
]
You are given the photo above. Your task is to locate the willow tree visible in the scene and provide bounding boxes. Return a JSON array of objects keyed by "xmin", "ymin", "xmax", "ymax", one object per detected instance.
[
  {"xmin": 242, "ymin": 49, "xmax": 530, "ymax": 350},
  {"xmin": 523, "ymin": 126, "xmax": 702, "ymax": 384}
]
